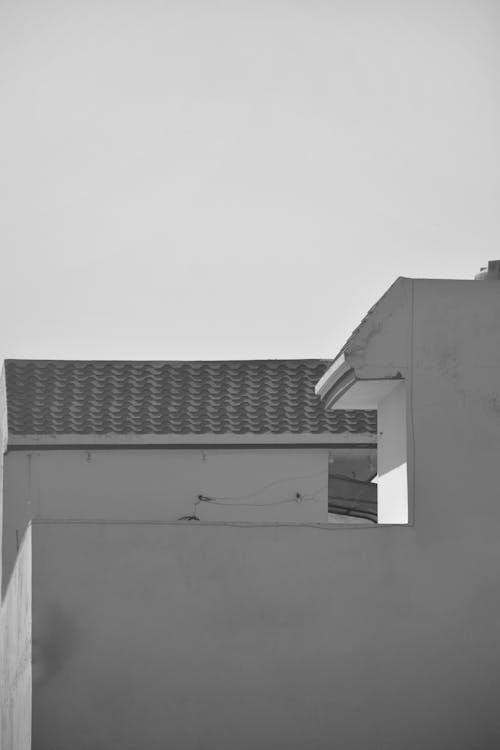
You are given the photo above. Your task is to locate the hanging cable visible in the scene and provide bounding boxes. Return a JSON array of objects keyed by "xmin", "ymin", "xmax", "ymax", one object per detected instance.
[
  {"xmin": 211, "ymin": 470, "xmax": 328, "ymax": 502},
  {"xmin": 177, "ymin": 482, "xmax": 328, "ymax": 521}
]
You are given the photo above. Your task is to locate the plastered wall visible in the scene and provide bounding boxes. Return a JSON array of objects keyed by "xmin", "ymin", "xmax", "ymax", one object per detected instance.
[
  {"xmin": 30, "ymin": 516, "xmax": 500, "ymax": 750},
  {"xmin": 28, "ymin": 279, "xmax": 500, "ymax": 750},
  {"xmin": 0, "ymin": 525, "xmax": 31, "ymax": 750},
  {"xmin": 3, "ymin": 448, "xmax": 328, "ymax": 594}
]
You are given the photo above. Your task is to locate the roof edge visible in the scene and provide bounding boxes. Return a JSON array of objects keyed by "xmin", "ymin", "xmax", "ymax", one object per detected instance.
[
  {"xmin": 327, "ymin": 277, "xmax": 407, "ymax": 368},
  {"xmin": 4, "ymin": 357, "xmax": 334, "ymax": 366},
  {"xmin": 7, "ymin": 431, "xmax": 377, "ymax": 449}
]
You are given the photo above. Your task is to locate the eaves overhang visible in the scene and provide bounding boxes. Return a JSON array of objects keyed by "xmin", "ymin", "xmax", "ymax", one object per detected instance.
[
  {"xmin": 315, "ymin": 355, "xmax": 357, "ymax": 410},
  {"xmin": 315, "ymin": 355, "xmax": 404, "ymax": 410},
  {"xmin": 316, "ymin": 277, "xmax": 411, "ymax": 410}
]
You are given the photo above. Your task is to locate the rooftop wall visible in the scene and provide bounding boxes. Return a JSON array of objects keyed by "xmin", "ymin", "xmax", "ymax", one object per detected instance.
[
  {"xmin": 30, "ymin": 510, "xmax": 500, "ymax": 750},
  {"xmin": 3, "ymin": 448, "xmax": 328, "ymax": 594},
  {"xmin": 32, "ymin": 521, "xmax": 414, "ymax": 750}
]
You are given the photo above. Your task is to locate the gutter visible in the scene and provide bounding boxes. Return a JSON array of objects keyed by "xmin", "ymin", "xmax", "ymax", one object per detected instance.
[{"xmin": 315, "ymin": 354, "xmax": 353, "ymax": 402}]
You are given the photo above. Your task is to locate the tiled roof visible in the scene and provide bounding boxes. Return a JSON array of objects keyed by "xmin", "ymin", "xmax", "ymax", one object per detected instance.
[{"xmin": 4, "ymin": 360, "xmax": 377, "ymax": 436}]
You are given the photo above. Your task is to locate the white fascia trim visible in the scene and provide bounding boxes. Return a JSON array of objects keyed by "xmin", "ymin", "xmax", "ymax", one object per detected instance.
[
  {"xmin": 314, "ymin": 354, "xmax": 351, "ymax": 399},
  {"xmin": 329, "ymin": 378, "xmax": 405, "ymax": 410},
  {"xmin": 7, "ymin": 431, "xmax": 377, "ymax": 448}
]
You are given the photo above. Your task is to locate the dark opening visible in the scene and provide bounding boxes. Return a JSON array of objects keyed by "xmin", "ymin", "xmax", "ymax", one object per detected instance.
[{"xmin": 328, "ymin": 474, "xmax": 378, "ymax": 523}]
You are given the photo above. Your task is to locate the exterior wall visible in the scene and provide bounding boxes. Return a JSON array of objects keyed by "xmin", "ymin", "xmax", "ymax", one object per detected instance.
[
  {"xmin": 3, "ymin": 448, "xmax": 328, "ymax": 593},
  {"xmin": 30, "ymin": 516, "xmax": 500, "ymax": 750},
  {"xmin": 0, "ymin": 366, "xmax": 8, "ymax": 592},
  {"xmin": 0, "ymin": 525, "xmax": 31, "ymax": 750},
  {"xmin": 6, "ymin": 278, "xmax": 500, "ymax": 749},
  {"xmin": 27, "ymin": 278, "xmax": 500, "ymax": 750},
  {"xmin": 377, "ymin": 382, "xmax": 408, "ymax": 523},
  {"xmin": 410, "ymin": 277, "xmax": 500, "ymax": 543}
]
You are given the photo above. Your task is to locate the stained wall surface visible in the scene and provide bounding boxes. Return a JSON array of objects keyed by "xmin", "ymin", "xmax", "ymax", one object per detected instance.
[{"xmin": 0, "ymin": 525, "xmax": 31, "ymax": 750}]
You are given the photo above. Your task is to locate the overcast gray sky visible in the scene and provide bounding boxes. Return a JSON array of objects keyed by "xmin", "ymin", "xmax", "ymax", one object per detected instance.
[{"xmin": 1, "ymin": 0, "xmax": 499, "ymax": 360}]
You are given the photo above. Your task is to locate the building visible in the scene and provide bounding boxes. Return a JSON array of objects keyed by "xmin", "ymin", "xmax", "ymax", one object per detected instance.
[
  {"xmin": 1, "ymin": 358, "xmax": 375, "ymax": 750},
  {"xmin": 3, "ymin": 265, "xmax": 500, "ymax": 749},
  {"xmin": 1, "ymin": 358, "xmax": 377, "ymax": 598}
]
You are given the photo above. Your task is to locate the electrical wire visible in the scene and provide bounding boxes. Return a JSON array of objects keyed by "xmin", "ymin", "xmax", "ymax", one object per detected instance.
[
  {"xmin": 202, "ymin": 486, "xmax": 327, "ymax": 509},
  {"xmin": 210, "ymin": 469, "xmax": 328, "ymax": 502},
  {"xmin": 178, "ymin": 478, "xmax": 328, "ymax": 520}
]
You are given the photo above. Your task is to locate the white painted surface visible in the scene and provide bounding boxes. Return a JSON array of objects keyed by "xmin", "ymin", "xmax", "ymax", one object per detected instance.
[
  {"xmin": 377, "ymin": 382, "xmax": 408, "ymax": 524},
  {"xmin": 12, "ymin": 278, "xmax": 500, "ymax": 750},
  {"xmin": 377, "ymin": 463, "xmax": 408, "ymax": 524},
  {"xmin": 328, "ymin": 378, "xmax": 401, "ymax": 409}
]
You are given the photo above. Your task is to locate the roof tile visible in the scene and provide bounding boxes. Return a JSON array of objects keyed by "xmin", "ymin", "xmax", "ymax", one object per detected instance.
[{"xmin": 5, "ymin": 359, "xmax": 377, "ymax": 437}]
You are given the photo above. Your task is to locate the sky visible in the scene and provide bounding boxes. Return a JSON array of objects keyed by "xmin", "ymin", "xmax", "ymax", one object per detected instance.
[{"xmin": 1, "ymin": 0, "xmax": 499, "ymax": 361}]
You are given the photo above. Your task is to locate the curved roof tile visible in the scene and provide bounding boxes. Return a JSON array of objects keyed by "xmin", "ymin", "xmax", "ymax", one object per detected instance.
[{"xmin": 5, "ymin": 359, "xmax": 377, "ymax": 436}]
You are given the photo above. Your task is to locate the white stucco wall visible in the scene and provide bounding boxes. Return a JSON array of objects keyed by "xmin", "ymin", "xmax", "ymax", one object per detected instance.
[
  {"xmin": 28, "ymin": 278, "xmax": 500, "ymax": 750},
  {"xmin": 0, "ymin": 525, "xmax": 32, "ymax": 750},
  {"xmin": 8, "ymin": 278, "xmax": 500, "ymax": 750},
  {"xmin": 377, "ymin": 382, "xmax": 408, "ymax": 524},
  {"xmin": 30, "ymin": 514, "xmax": 500, "ymax": 750},
  {"xmin": 3, "ymin": 448, "xmax": 329, "ymax": 593}
]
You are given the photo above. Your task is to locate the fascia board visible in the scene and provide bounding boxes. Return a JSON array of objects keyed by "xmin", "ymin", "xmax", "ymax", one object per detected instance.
[
  {"xmin": 6, "ymin": 431, "xmax": 377, "ymax": 449},
  {"xmin": 314, "ymin": 354, "xmax": 352, "ymax": 399}
]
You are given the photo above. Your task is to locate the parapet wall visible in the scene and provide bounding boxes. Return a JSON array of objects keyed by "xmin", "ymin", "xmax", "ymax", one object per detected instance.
[{"xmin": 30, "ymin": 518, "xmax": 500, "ymax": 750}]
